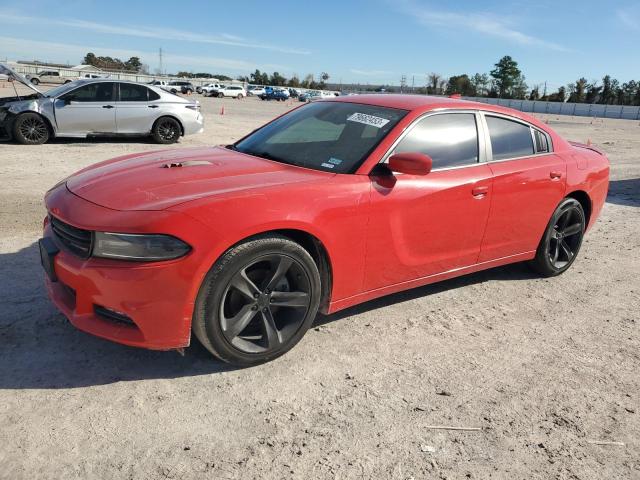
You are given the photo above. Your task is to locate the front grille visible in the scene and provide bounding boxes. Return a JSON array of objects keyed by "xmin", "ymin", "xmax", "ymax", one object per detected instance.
[{"xmin": 50, "ymin": 215, "xmax": 93, "ymax": 258}]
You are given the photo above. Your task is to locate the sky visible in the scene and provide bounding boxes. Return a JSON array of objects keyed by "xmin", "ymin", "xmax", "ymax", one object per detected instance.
[{"xmin": 1, "ymin": 0, "xmax": 639, "ymax": 91}]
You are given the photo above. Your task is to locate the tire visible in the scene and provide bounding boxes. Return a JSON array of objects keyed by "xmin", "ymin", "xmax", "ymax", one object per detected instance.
[
  {"xmin": 30, "ymin": 78, "xmax": 40, "ymax": 85},
  {"xmin": 64, "ymin": 80, "xmax": 72, "ymax": 84},
  {"xmin": 529, "ymin": 198, "xmax": 585, "ymax": 277},
  {"xmin": 236, "ymin": 93, "xmax": 243, "ymax": 99},
  {"xmin": 13, "ymin": 112, "xmax": 50, "ymax": 145},
  {"xmin": 193, "ymin": 235, "xmax": 321, "ymax": 366},
  {"xmin": 151, "ymin": 117, "xmax": 181, "ymax": 144}
]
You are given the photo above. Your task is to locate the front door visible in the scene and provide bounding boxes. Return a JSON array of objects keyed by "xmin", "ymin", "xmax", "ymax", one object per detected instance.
[
  {"xmin": 55, "ymin": 82, "xmax": 117, "ymax": 136},
  {"xmin": 364, "ymin": 112, "xmax": 493, "ymax": 291}
]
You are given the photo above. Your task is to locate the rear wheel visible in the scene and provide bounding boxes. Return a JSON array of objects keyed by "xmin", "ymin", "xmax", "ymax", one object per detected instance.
[
  {"xmin": 530, "ymin": 198, "xmax": 585, "ymax": 277},
  {"xmin": 193, "ymin": 235, "xmax": 321, "ymax": 366},
  {"xmin": 236, "ymin": 93, "xmax": 243, "ymax": 99},
  {"xmin": 152, "ymin": 117, "xmax": 181, "ymax": 144},
  {"xmin": 13, "ymin": 113, "xmax": 49, "ymax": 145},
  {"xmin": 30, "ymin": 78, "xmax": 40, "ymax": 85}
]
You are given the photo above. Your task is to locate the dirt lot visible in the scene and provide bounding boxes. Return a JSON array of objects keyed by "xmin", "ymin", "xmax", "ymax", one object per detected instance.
[{"xmin": 0, "ymin": 84, "xmax": 639, "ymax": 479}]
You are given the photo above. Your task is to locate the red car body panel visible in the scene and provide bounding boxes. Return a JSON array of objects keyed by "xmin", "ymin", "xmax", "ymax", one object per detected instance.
[{"xmin": 43, "ymin": 95, "xmax": 610, "ymax": 350}]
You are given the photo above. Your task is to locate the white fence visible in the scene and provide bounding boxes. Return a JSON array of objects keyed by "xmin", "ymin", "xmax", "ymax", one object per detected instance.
[
  {"xmin": 7, "ymin": 62, "xmax": 244, "ymax": 87},
  {"xmin": 462, "ymin": 96, "xmax": 640, "ymax": 120}
]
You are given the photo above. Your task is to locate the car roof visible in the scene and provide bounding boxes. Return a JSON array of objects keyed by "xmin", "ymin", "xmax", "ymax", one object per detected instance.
[{"xmin": 326, "ymin": 94, "xmax": 546, "ymax": 127}]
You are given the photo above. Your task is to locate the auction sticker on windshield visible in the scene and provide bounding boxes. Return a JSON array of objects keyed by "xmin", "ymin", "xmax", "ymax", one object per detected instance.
[{"xmin": 347, "ymin": 112, "xmax": 390, "ymax": 128}]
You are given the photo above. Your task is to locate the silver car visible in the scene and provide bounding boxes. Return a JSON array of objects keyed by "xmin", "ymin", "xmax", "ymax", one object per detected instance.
[{"xmin": 0, "ymin": 64, "xmax": 204, "ymax": 145}]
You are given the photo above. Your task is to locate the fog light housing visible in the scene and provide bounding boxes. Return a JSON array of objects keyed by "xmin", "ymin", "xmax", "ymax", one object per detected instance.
[{"xmin": 93, "ymin": 232, "xmax": 191, "ymax": 261}]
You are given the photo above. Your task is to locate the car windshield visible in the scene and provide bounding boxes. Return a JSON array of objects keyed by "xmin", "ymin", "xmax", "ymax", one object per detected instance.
[
  {"xmin": 44, "ymin": 82, "xmax": 82, "ymax": 97},
  {"xmin": 234, "ymin": 101, "xmax": 407, "ymax": 173}
]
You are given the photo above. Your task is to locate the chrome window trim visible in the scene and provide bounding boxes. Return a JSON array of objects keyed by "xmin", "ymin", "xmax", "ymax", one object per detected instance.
[
  {"xmin": 379, "ymin": 109, "xmax": 487, "ymax": 172},
  {"xmin": 481, "ymin": 112, "xmax": 554, "ymax": 162},
  {"xmin": 377, "ymin": 108, "xmax": 556, "ymax": 174}
]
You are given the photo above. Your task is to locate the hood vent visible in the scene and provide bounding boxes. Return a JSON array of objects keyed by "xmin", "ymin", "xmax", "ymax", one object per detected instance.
[{"xmin": 162, "ymin": 160, "xmax": 211, "ymax": 168}]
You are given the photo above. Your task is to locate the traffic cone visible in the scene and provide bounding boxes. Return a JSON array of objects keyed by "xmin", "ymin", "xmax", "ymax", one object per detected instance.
[{"xmin": 220, "ymin": 105, "xmax": 225, "ymax": 115}]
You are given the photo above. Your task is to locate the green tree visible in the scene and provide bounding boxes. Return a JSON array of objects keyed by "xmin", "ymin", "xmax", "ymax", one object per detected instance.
[
  {"xmin": 269, "ymin": 71, "xmax": 287, "ymax": 86},
  {"xmin": 470, "ymin": 73, "xmax": 490, "ymax": 97},
  {"xmin": 568, "ymin": 78, "xmax": 588, "ymax": 103},
  {"xmin": 445, "ymin": 74, "xmax": 476, "ymax": 96},
  {"xmin": 124, "ymin": 56, "xmax": 142, "ymax": 72},
  {"xmin": 490, "ymin": 56, "xmax": 522, "ymax": 98},
  {"xmin": 548, "ymin": 86, "xmax": 566, "ymax": 102},
  {"xmin": 83, "ymin": 52, "xmax": 98, "ymax": 66}
]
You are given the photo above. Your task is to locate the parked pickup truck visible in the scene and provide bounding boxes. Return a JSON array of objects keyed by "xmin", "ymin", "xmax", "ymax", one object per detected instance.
[
  {"xmin": 25, "ymin": 70, "xmax": 75, "ymax": 85},
  {"xmin": 202, "ymin": 83, "xmax": 226, "ymax": 97}
]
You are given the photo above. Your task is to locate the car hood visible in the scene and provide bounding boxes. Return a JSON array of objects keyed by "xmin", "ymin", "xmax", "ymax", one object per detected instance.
[
  {"xmin": 0, "ymin": 63, "xmax": 42, "ymax": 95},
  {"xmin": 66, "ymin": 146, "xmax": 333, "ymax": 211}
]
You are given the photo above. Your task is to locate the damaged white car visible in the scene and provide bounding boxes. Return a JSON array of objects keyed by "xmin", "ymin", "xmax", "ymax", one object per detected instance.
[{"xmin": 0, "ymin": 64, "xmax": 204, "ymax": 145}]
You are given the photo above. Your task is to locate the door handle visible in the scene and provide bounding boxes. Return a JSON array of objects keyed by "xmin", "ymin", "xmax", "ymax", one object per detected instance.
[
  {"xmin": 550, "ymin": 171, "xmax": 562, "ymax": 179},
  {"xmin": 472, "ymin": 186, "xmax": 489, "ymax": 198},
  {"xmin": 148, "ymin": 105, "xmax": 159, "ymax": 109},
  {"xmin": 102, "ymin": 105, "xmax": 114, "ymax": 109}
]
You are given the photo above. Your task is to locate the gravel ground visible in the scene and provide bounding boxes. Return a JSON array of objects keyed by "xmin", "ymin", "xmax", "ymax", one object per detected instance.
[{"xmin": 0, "ymin": 85, "xmax": 639, "ymax": 479}]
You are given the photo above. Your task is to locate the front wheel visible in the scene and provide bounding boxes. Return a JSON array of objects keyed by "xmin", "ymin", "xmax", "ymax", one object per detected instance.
[
  {"xmin": 152, "ymin": 117, "xmax": 181, "ymax": 144},
  {"xmin": 529, "ymin": 198, "xmax": 585, "ymax": 277},
  {"xmin": 193, "ymin": 235, "xmax": 321, "ymax": 366},
  {"xmin": 13, "ymin": 112, "xmax": 49, "ymax": 145},
  {"xmin": 30, "ymin": 78, "xmax": 40, "ymax": 85}
]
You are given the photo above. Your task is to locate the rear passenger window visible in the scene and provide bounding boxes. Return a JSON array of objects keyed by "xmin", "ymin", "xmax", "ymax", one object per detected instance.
[
  {"xmin": 119, "ymin": 83, "xmax": 149, "ymax": 101},
  {"xmin": 486, "ymin": 116, "xmax": 534, "ymax": 160},
  {"xmin": 392, "ymin": 113, "xmax": 479, "ymax": 169},
  {"xmin": 148, "ymin": 89, "xmax": 160, "ymax": 101}
]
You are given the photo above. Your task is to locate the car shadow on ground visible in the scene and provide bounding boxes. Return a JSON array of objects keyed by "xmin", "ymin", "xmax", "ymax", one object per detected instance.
[
  {"xmin": 0, "ymin": 242, "xmax": 238, "ymax": 390},
  {"xmin": 1, "ymin": 241, "xmax": 540, "ymax": 389},
  {"xmin": 607, "ymin": 178, "xmax": 640, "ymax": 207},
  {"xmin": 317, "ymin": 261, "xmax": 538, "ymax": 325}
]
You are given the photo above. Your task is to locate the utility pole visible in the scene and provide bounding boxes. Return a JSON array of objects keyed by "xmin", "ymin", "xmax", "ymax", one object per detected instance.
[
  {"xmin": 159, "ymin": 48, "xmax": 163, "ymax": 76},
  {"xmin": 543, "ymin": 81, "xmax": 547, "ymax": 98},
  {"xmin": 400, "ymin": 74, "xmax": 407, "ymax": 93},
  {"xmin": 411, "ymin": 75, "xmax": 415, "ymax": 93}
]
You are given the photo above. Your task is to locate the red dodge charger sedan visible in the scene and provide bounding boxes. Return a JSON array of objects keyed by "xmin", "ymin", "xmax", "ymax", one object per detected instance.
[{"xmin": 40, "ymin": 95, "xmax": 609, "ymax": 365}]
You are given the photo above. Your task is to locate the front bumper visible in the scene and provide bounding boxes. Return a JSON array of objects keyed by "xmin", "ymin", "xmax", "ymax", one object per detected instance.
[{"xmin": 42, "ymin": 186, "xmax": 211, "ymax": 350}]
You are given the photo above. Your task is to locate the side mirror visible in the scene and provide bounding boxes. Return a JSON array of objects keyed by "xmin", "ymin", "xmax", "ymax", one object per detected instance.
[{"xmin": 388, "ymin": 152, "xmax": 433, "ymax": 176}]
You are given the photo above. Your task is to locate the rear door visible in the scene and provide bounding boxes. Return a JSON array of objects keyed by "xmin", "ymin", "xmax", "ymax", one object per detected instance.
[
  {"xmin": 116, "ymin": 83, "xmax": 158, "ymax": 134},
  {"xmin": 54, "ymin": 82, "xmax": 117, "ymax": 135},
  {"xmin": 478, "ymin": 113, "xmax": 566, "ymax": 262},
  {"xmin": 364, "ymin": 111, "xmax": 493, "ymax": 290}
]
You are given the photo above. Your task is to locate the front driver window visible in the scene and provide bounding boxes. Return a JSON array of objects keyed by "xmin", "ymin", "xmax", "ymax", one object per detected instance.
[
  {"xmin": 392, "ymin": 113, "xmax": 479, "ymax": 169},
  {"xmin": 62, "ymin": 83, "xmax": 114, "ymax": 102}
]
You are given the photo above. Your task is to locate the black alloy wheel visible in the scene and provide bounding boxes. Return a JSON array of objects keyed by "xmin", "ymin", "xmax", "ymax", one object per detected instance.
[
  {"xmin": 531, "ymin": 198, "xmax": 585, "ymax": 276},
  {"xmin": 152, "ymin": 117, "xmax": 181, "ymax": 144},
  {"xmin": 193, "ymin": 235, "xmax": 321, "ymax": 365},
  {"xmin": 13, "ymin": 113, "xmax": 49, "ymax": 145},
  {"xmin": 219, "ymin": 254, "xmax": 311, "ymax": 353}
]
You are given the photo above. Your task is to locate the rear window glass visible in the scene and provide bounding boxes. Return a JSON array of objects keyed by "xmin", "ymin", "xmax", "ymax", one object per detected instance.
[{"xmin": 486, "ymin": 116, "xmax": 534, "ymax": 160}]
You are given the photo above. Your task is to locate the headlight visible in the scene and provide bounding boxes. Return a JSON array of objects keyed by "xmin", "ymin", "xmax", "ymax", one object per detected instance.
[{"xmin": 93, "ymin": 232, "xmax": 191, "ymax": 261}]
